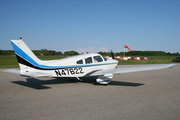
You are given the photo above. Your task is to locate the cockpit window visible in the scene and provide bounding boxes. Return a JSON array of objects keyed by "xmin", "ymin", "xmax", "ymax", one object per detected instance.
[
  {"xmin": 93, "ymin": 56, "xmax": 103, "ymax": 63},
  {"xmin": 85, "ymin": 57, "xmax": 92, "ymax": 64},
  {"xmin": 103, "ymin": 56, "xmax": 107, "ymax": 61},
  {"xmin": 77, "ymin": 59, "xmax": 83, "ymax": 64}
]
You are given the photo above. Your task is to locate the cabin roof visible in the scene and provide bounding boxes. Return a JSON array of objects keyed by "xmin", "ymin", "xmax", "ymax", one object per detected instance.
[{"xmin": 43, "ymin": 53, "xmax": 102, "ymax": 65}]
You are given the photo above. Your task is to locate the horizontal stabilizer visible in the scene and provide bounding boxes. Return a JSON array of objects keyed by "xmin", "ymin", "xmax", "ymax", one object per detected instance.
[
  {"xmin": 3, "ymin": 69, "xmax": 51, "ymax": 77},
  {"xmin": 3, "ymin": 69, "xmax": 20, "ymax": 74},
  {"xmin": 20, "ymin": 72, "xmax": 51, "ymax": 77},
  {"xmin": 90, "ymin": 64, "xmax": 177, "ymax": 76}
]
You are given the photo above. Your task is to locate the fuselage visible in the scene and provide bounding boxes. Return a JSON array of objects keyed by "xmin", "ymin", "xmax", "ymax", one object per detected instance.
[{"xmin": 20, "ymin": 53, "xmax": 118, "ymax": 78}]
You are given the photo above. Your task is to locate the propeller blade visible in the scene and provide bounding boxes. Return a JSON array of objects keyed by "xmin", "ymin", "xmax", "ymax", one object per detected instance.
[{"xmin": 110, "ymin": 50, "xmax": 115, "ymax": 59}]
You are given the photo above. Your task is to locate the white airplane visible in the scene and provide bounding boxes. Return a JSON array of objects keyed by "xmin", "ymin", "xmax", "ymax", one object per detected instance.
[{"xmin": 4, "ymin": 38, "xmax": 177, "ymax": 85}]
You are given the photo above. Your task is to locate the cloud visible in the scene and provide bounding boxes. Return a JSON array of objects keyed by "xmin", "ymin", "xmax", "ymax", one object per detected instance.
[
  {"xmin": 76, "ymin": 47, "xmax": 96, "ymax": 53},
  {"xmin": 98, "ymin": 47, "xmax": 109, "ymax": 52},
  {"xmin": 76, "ymin": 46, "xmax": 109, "ymax": 53}
]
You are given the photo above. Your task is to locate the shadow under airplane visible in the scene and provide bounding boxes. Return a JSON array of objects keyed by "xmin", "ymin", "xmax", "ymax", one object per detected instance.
[{"xmin": 11, "ymin": 77, "xmax": 144, "ymax": 90}]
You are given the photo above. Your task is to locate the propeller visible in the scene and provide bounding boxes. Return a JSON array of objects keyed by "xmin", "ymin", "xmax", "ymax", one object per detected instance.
[{"xmin": 110, "ymin": 50, "xmax": 115, "ymax": 59}]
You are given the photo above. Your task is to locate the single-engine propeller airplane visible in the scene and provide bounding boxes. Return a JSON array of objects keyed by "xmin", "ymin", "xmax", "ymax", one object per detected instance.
[{"xmin": 4, "ymin": 37, "xmax": 177, "ymax": 85}]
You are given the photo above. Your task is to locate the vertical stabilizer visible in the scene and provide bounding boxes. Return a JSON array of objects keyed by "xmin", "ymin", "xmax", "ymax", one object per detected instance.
[{"xmin": 11, "ymin": 38, "xmax": 41, "ymax": 70}]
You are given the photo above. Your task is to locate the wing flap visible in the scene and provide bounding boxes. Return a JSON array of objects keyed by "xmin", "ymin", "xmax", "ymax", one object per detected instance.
[{"xmin": 90, "ymin": 64, "xmax": 177, "ymax": 76}]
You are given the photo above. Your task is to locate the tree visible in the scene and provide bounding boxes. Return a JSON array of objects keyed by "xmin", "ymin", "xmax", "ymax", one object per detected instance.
[
  {"xmin": 64, "ymin": 51, "xmax": 79, "ymax": 56},
  {"xmin": 40, "ymin": 49, "xmax": 49, "ymax": 56},
  {"xmin": 49, "ymin": 50, "xmax": 56, "ymax": 56},
  {"xmin": 56, "ymin": 51, "xmax": 63, "ymax": 55}
]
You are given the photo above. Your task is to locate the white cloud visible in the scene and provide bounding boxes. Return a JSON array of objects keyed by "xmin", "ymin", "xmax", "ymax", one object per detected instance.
[
  {"xmin": 98, "ymin": 47, "xmax": 109, "ymax": 52},
  {"xmin": 76, "ymin": 47, "xmax": 96, "ymax": 53},
  {"xmin": 76, "ymin": 46, "xmax": 109, "ymax": 53}
]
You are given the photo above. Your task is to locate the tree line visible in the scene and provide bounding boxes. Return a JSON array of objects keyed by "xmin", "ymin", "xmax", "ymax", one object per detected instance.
[{"xmin": 0, "ymin": 49, "xmax": 179, "ymax": 56}]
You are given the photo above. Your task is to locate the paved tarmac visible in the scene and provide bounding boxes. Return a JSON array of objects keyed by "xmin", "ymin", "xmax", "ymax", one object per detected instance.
[{"xmin": 0, "ymin": 64, "xmax": 180, "ymax": 120}]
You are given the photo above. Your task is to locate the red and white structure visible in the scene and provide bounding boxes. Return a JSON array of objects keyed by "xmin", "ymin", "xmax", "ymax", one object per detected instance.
[
  {"xmin": 119, "ymin": 57, "xmax": 131, "ymax": 60},
  {"xmin": 119, "ymin": 57, "xmax": 128, "ymax": 60},
  {"xmin": 105, "ymin": 56, "xmax": 131, "ymax": 60},
  {"xmin": 114, "ymin": 56, "xmax": 120, "ymax": 59},
  {"xmin": 142, "ymin": 57, "xmax": 148, "ymax": 60},
  {"xmin": 133, "ymin": 57, "xmax": 140, "ymax": 60}
]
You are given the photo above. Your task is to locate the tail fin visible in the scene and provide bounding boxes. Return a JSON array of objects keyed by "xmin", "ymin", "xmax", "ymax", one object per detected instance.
[{"xmin": 11, "ymin": 37, "xmax": 41, "ymax": 70}]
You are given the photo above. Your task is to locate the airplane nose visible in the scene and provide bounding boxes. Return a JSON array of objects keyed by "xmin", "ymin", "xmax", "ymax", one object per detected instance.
[
  {"xmin": 108, "ymin": 59, "xmax": 118, "ymax": 64},
  {"xmin": 114, "ymin": 59, "xmax": 118, "ymax": 64}
]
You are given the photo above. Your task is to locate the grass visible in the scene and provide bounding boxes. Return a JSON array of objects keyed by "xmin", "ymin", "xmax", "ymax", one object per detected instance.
[
  {"xmin": 0, "ymin": 55, "xmax": 177, "ymax": 68},
  {"xmin": 0, "ymin": 55, "xmax": 67, "ymax": 68},
  {"xmin": 0, "ymin": 56, "xmax": 19, "ymax": 68}
]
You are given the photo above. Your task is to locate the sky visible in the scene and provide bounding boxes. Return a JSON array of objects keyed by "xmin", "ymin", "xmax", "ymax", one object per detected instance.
[{"xmin": 0, "ymin": 0, "xmax": 180, "ymax": 53}]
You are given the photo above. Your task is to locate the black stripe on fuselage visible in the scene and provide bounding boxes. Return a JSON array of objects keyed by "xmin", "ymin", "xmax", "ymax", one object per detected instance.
[{"xmin": 16, "ymin": 54, "xmax": 41, "ymax": 69}]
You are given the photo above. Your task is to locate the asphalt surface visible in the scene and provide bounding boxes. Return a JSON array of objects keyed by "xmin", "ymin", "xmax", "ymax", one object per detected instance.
[{"xmin": 0, "ymin": 64, "xmax": 180, "ymax": 120}]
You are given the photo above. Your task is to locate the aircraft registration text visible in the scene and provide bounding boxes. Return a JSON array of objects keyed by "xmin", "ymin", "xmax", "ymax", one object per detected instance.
[{"xmin": 55, "ymin": 68, "xmax": 84, "ymax": 76}]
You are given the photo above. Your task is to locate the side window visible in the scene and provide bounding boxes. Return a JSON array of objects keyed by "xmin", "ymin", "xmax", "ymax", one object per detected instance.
[
  {"xmin": 85, "ymin": 57, "xmax": 92, "ymax": 64},
  {"xmin": 93, "ymin": 56, "xmax": 103, "ymax": 63},
  {"xmin": 77, "ymin": 59, "xmax": 83, "ymax": 64}
]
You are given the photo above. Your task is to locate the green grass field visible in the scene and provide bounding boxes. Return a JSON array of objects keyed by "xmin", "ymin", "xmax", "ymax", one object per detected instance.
[
  {"xmin": 0, "ymin": 55, "xmax": 177, "ymax": 68},
  {"xmin": 0, "ymin": 55, "xmax": 67, "ymax": 68}
]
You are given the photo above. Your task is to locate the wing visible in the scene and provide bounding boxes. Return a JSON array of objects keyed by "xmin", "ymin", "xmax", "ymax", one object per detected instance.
[
  {"xmin": 3, "ymin": 69, "xmax": 51, "ymax": 77},
  {"xmin": 90, "ymin": 64, "xmax": 177, "ymax": 76}
]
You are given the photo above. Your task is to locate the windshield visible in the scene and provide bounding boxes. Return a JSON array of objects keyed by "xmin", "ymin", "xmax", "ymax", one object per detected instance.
[
  {"xmin": 93, "ymin": 56, "xmax": 103, "ymax": 63},
  {"xmin": 102, "ymin": 56, "xmax": 107, "ymax": 61}
]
